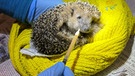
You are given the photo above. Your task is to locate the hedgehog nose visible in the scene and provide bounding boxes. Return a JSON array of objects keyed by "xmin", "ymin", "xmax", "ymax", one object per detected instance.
[
  {"xmin": 81, "ymin": 26, "xmax": 91, "ymax": 33},
  {"xmin": 84, "ymin": 28, "xmax": 90, "ymax": 32}
]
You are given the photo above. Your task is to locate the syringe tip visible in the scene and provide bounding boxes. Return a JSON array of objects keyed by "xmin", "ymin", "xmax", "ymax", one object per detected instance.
[{"xmin": 75, "ymin": 29, "xmax": 80, "ymax": 35}]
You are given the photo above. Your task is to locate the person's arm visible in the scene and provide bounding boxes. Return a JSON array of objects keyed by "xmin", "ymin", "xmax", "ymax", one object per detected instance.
[
  {"xmin": 0, "ymin": 0, "xmax": 33, "ymax": 23},
  {"xmin": 0, "ymin": 0, "xmax": 64, "ymax": 24}
]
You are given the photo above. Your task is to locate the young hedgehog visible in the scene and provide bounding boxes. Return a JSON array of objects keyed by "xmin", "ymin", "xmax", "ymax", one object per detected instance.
[{"xmin": 31, "ymin": 2, "xmax": 101, "ymax": 55}]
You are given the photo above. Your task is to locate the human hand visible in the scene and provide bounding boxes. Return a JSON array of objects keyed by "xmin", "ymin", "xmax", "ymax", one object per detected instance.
[
  {"xmin": 27, "ymin": 0, "xmax": 64, "ymax": 23},
  {"xmin": 38, "ymin": 62, "xmax": 74, "ymax": 76}
]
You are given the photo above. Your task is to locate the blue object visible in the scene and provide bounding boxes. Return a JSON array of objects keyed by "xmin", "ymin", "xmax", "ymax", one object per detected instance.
[
  {"xmin": 0, "ymin": 0, "xmax": 64, "ymax": 24},
  {"xmin": 38, "ymin": 62, "xmax": 74, "ymax": 76},
  {"xmin": 27, "ymin": 0, "xmax": 64, "ymax": 23},
  {"xmin": 0, "ymin": 0, "xmax": 33, "ymax": 23}
]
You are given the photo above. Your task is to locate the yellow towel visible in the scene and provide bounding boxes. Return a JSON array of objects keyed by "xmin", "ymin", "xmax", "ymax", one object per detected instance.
[{"xmin": 8, "ymin": 0, "xmax": 135, "ymax": 76}]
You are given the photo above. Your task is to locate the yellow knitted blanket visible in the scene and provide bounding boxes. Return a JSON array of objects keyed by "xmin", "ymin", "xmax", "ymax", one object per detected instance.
[{"xmin": 8, "ymin": 0, "xmax": 135, "ymax": 76}]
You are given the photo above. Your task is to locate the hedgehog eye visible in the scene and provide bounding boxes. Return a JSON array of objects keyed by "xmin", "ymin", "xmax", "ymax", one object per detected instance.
[
  {"xmin": 71, "ymin": 8, "xmax": 74, "ymax": 16},
  {"xmin": 77, "ymin": 16, "xmax": 81, "ymax": 19}
]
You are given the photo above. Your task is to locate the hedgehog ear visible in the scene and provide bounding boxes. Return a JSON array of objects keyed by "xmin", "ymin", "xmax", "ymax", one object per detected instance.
[
  {"xmin": 91, "ymin": 14, "xmax": 100, "ymax": 22},
  {"xmin": 92, "ymin": 12, "xmax": 101, "ymax": 20}
]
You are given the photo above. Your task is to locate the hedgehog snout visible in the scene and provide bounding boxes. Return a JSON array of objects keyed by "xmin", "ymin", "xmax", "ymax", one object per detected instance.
[{"xmin": 80, "ymin": 24, "xmax": 92, "ymax": 33}]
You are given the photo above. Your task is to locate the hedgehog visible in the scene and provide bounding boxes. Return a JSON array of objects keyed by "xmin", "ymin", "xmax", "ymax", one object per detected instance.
[{"xmin": 31, "ymin": 2, "xmax": 101, "ymax": 56}]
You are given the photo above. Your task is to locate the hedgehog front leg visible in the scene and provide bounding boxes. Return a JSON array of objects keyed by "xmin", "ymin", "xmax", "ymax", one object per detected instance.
[
  {"xmin": 77, "ymin": 36, "xmax": 89, "ymax": 45},
  {"xmin": 57, "ymin": 32, "xmax": 74, "ymax": 41}
]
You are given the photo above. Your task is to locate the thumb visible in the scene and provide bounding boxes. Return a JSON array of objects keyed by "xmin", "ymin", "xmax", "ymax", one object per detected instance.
[
  {"xmin": 53, "ymin": 62, "xmax": 65, "ymax": 76},
  {"xmin": 63, "ymin": 66, "xmax": 74, "ymax": 76},
  {"xmin": 38, "ymin": 62, "xmax": 65, "ymax": 76}
]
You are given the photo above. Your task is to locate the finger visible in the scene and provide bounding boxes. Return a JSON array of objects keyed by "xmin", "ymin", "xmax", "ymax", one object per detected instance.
[
  {"xmin": 54, "ymin": 62, "xmax": 65, "ymax": 76},
  {"xmin": 63, "ymin": 66, "xmax": 74, "ymax": 76},
  {"xmin": 38, "ymin": 62, "xmax": 65, "ymax": 76}
]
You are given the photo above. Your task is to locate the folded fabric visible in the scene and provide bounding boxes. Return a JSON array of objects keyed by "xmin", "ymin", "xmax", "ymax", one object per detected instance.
[
  {"xmin": 0, "ymin": 34, "xmax": 9, "ymax": 63},
  {"xmin": 8, "ymin": 0, "xmax": 135, "ymax": 76}
]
